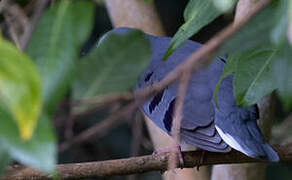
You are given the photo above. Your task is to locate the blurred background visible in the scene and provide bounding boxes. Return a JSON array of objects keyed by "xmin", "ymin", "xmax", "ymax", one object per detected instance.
[{"xmin": 1, "ymin": 0, "xmax": 292, "ymax": 180}]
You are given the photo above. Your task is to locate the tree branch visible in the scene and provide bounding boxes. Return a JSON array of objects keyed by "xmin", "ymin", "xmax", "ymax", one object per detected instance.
[{"xmin": 3, "ymin": 145, "xmax": 292, "ymax": 180}]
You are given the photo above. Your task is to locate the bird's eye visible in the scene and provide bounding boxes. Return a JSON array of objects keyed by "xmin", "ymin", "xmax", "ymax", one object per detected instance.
[{"xmin": 144, "ymin": 71, "xmax": 153, "ymax": 82}]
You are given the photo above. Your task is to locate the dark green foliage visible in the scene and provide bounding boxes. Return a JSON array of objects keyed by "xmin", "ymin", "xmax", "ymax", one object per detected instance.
[
  {"xmin": 163, "ymin": 0, "xmax": 226, "ymax": 59},
  {"xmin": 26, "ymin": 0, "xmax": 94, "ymax": 113},
  {"xmin": 0, "ymin": 0, "xmax": 94, "ymax": 173},
  {"xmin": 73, "ymin": 30, "xmax": 150, "ymax": 99}
]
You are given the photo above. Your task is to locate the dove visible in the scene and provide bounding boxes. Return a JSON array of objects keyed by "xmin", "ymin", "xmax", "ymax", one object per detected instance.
[{"xmin": 102, "ymin": 27, "xmax": 279, "ymax": 162}]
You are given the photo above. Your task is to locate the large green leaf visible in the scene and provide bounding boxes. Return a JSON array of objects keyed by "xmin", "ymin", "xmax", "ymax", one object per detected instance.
[
  {"xmin": 272, "ymin": 41, "xmax": 292, "ymax": 110},
  {"xmin": 271, "ymin": 0, "xmax": 288, "ymax": 45},
  {"xmin": 214, "ymin": 51, "xmax": 239, "ymax": 106},
  {"xmin": 163, "ymin": 0, "xmax": 225, "ymax": 59},
  {"xmin": 0, "ymin": 37, "xmax": 42, "ymax": 140},
  {"xmin": 215, "ymin": 48, "xmax": 277, "ymax": 107},
  {"xmin": 270, "ymin": 0, "xmax": 292, "ymax": 109},
  {"xmin": 214, "ymin": 3, "xmax": 282, "ymax": 107},
  {"xmin": 0, "ymin": 102, "xmax": 55, "ymax": 172},
  {"xmin": 73, "ymin": 30, "xmax": 150, "ymax": 100},
  {"xmin": 218, "ymin": 3, "xmax": 277, "ymax": 55},
  {"xmin": 233, "ymin": 48, "xmax": 276, "ymax": 106},
  {"xmin": 26, "ymin": 0, "xmax": 94, "ymax": 113}
]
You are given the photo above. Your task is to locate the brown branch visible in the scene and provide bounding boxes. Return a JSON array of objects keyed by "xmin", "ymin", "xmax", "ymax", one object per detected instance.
[
  {"xmin": 72, "ymin": 92, "xmax": 134, "ymax": 116},
  {"xmin": 168, "ymin": 70, "xmax": 191, "ymax": 173},
  {"xmin": 127, "ymin": 112, "xmax": 144, "ymax": 180},
  {"xmin": 3, "ymin": 145, "xmax": 292, "ymax": 180}
]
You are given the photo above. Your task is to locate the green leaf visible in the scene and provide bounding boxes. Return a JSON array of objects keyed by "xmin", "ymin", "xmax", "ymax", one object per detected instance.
[
  {"xmin": 214, "ymin": 53, "xmax": 238, "ymax": 106},
  {"xmin": 271, "ymin": 0, "xmax": 288, "ymax": 45},
  {"xmin": 287, "ymin": 0, "xmax": 292, "ymax": 46},
  {"xmin": 163, "ymin": 0, "xmax": 225, "ymax": 60},
  {"xmin": 0, "ymin": 37, "xmax": 42, "ymax": 140},
  {"xmin": 215, "ymin": 48, "xmax": 277, "ymax": 107},
  {"xmin": 272, "ymin": 41, "xmax": 292, "ymax": 110},
  {"xmin": 269, "ymin": 0, "xmax": 292, "ymax": 109},
  {"xmin": 0, "ymin": 102, "xmax": 56, "ymax": 172},
  {"xmin": 215, "ymin": 1, "xmax": 292, "ymax": 109},
  {"xmin": 73, "ymin": 30, "xmax": 150, "ymax": 99},
  {"xmin": 232, "ymin": 48, "xmax": 276, "ymax": 106},
  {"xmin": 218, "ymin": 3, "xmax": 277, "ymax": 55},
  {"xmin": 26, "ymin": 0, "xmax": 94, "ymax": 113}
]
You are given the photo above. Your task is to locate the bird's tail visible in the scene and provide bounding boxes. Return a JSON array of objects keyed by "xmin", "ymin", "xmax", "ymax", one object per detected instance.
[{"xmin": 261, "ymin": 143, "xmax": 279, "ymax": 162}]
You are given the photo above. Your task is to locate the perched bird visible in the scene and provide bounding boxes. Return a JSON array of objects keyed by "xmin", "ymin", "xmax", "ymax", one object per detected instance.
[{"xmin": 104, "ymin": 27, "xmax": 279, "ymax": 162}]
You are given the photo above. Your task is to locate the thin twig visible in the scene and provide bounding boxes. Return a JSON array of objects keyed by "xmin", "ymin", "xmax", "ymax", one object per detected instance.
[
  {"xmin": 72, "ymin": 92, "xmax": 134, "ymax": 116},
  {"xmin": 168, "ymin": 70, "xmax": 191, "ymax": 177},
  {"xmin": 0, "ymin": 0, "xmax": 8, "ymax": 13},
  {"xmin": 64, "ymin": 115, "xmax": 75, "ymax": 140},
  {"xmin": 2, "ymin": 2, "xmax": 30, "ymax": 50},
  {"xmin": 127, "ymin": 112, "xmax": 144, "ymax": 180},
  {"xmin": 3, "ymin": 12, "xmax": 21, "ymax": 49},
  {"xmin": 73, "ymin": 92, "xmax": 134, "ymax": 106},
  {"xmin": 59, "ymin": 102, "xmax": 137, "ymax": 152},
  {"xmin": 130, "ymin": 112, "xmax": 144, "ymax": 156},
  {"xmin": 3, "ymin": 145, "xmax": 292, "ymax": 180}
]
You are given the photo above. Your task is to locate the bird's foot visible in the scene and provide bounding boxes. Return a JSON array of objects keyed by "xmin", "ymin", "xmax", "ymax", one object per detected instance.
[{"xmin": 153, "ymin": 145, "xmax": 184, "ymax": 168}]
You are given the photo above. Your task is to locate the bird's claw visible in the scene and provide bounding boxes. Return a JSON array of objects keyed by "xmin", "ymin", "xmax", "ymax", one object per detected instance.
[{"xmin": 153, "ymin": 145, "xmax": 184, "ymax": 168}]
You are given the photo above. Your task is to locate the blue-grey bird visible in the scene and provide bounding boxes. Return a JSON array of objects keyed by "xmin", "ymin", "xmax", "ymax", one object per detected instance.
[{"xmin": 103, "ymin": 27, "xmax": 279, "ymax": 162}]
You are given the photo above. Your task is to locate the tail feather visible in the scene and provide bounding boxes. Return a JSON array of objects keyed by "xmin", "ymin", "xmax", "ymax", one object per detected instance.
[{"xmin": 261, "ymin": 143, "xmax": 279, "ymax": 162}]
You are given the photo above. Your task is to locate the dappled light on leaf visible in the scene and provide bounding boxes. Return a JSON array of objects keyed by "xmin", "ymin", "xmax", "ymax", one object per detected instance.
[{"xmin": 0, "ymin": 36, "xmax": 42, "ymax": 140}]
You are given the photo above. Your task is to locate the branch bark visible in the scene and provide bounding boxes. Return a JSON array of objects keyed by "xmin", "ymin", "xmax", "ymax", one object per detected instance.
[{"xmin": 3, "ymin": 145, "xmax": 292, "ymax": 180}]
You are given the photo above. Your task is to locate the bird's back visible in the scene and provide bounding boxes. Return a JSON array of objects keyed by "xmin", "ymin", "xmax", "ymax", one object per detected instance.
[
  {"xmin": 137, "ymin": 35, "xmax": 231, "ymax": 152},
  {"xmin": 121, "ymin": 27, "xmax": 280, "ymax": 161}
]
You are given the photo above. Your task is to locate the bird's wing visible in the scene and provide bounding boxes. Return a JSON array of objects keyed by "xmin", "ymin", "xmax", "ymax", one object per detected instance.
[
  {"xmin": 214, "ymin": 75, "xmax": 279, "ymax": 161},
  {"xmin": 142, "ymin": 89, "xmax": 231, "ymax": 153},
  {"xmin": 137, "ymin": 34, "xmax": 230, "ymax": 152},
  {"xmin": 140, "ymin": 59, "xmax": 231, "ymax": 152}
]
